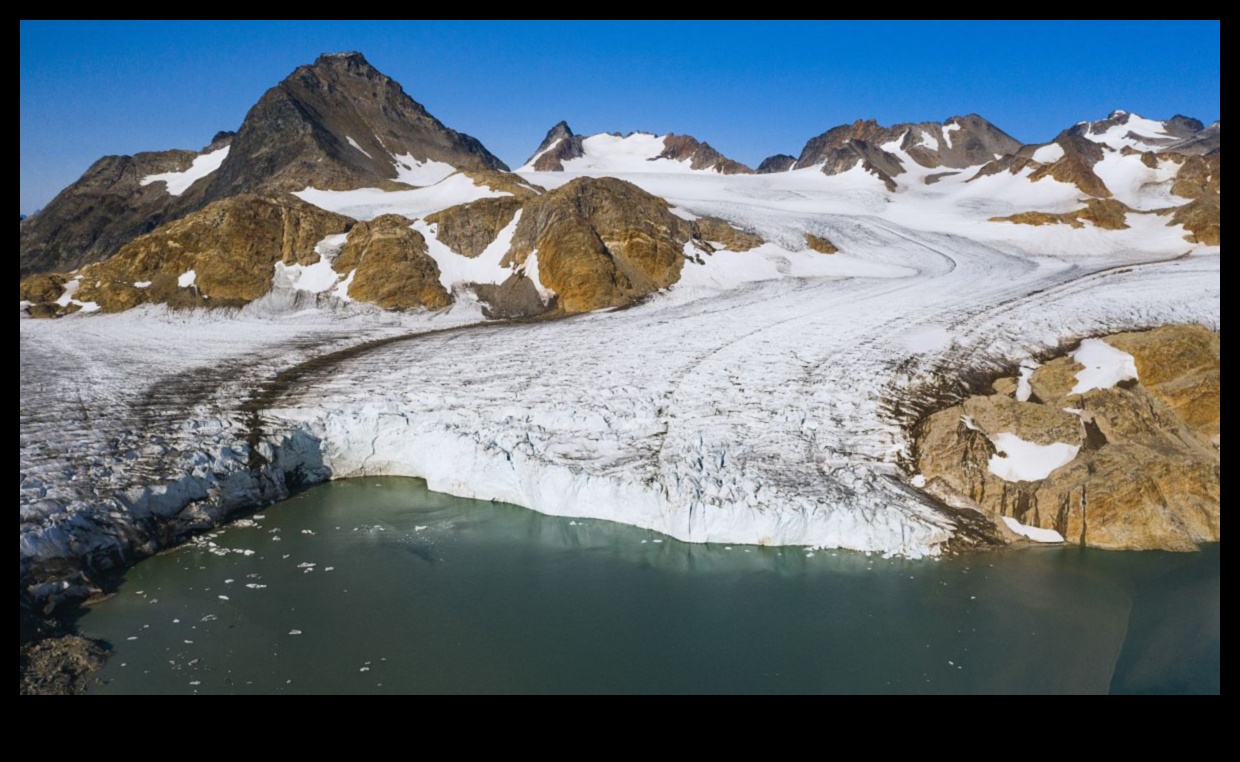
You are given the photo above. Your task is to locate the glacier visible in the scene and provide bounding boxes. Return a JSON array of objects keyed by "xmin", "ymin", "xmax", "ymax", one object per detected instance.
[{"xmin": 19, "ymin": 163, "xmax": 1220, "ymax": 601}]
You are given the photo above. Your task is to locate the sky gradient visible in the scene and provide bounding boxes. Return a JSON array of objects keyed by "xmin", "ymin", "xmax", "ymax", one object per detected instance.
[{"xmin": 20, "ymin": 20, "xmax": 1220, "ymax": 213}]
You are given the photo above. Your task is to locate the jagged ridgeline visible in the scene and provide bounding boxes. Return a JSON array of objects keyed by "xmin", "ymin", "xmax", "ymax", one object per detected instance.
[{"xmin": 20, "ymin": 53, "xmax": 1219, "ymax": 318}]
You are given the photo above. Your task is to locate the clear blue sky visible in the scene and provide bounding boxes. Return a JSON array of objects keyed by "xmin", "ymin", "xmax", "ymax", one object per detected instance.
[{"xmin": 20, "ymin": 20, "xmax": 1220, "ymax": 213}]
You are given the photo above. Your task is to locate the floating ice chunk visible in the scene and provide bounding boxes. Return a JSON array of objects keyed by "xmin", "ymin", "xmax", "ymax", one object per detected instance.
[{"xmin": 288, "ymin": 629, "xmax": 303, "ymax": 636}]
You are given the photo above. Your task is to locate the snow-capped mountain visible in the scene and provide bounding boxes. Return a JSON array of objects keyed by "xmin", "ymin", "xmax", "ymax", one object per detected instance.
[
  {"xmin": 1068, "ymin": 110, "xmax": 1219, "ymax": 154},
  {"xmin": 785, "ymin": 114, "xmax": 1023, "ymax": 189},
  {"xmin": 519, "ymin": 121, "xmax": 751, "ymax": 174},
  {"xmin": 19, "ymin": 52, "xmax": 504, "ymax": 277}
]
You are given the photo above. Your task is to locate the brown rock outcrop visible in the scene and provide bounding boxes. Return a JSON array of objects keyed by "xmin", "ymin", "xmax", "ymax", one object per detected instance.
[
  {"xmin": 804, "ymin": 233, "xmax": 840, "ymax": 253},
  {"xmin": 655, "ymin": 134, "xmax": 753, "ymax": 174},
  {"xmin": 989, "ymin": 198, "xmax": 1131, "ymax": 230},
  {"xmin": 914, "ymin": 325, "xmax": 1220, "ymax": 551},
  {"xmin": 1163, "ymin": 193, "xmax": 1220, "ymax": 245},
  {"xmin": 695, "ymin": 217, "xmax": 764, "ymax": 251},
  {"xmin": 334, "ymin": 214, "xmax": 451, "ymax": 310},
  {"xmin": 20, "ymin": 194, "xmax": 353, "ymax": 315},
  {"xmin": 504, "ymin": 177, "xmax": 697, "ymax": 313},
  {"xmin": 426, "ymin": 196, "xmax": 525, "ymax": 257}
]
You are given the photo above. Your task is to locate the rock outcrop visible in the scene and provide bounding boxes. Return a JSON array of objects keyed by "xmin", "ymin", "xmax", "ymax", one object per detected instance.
[
  {"xmin": 695, "ymin": 217, "xmax": 764, "ymax": 251},
  {"xmin": 914, "ymin": 325, "xmax": 1220, "ymax": 551},
  {"xmin": 334, "ymin": 214, "xmax": 451, "ymax": 309},
  {"xmin": 504, "ymin": 177, "xmax": 698, "ymax": 312},
  {"xmin": 1164, "ymin": 193, "xmax": 1220, "ymax": 245},
  {"xmin": 18, "ymin": 140, "xmax": 224, "ymax": 277},
  {"xmin": 804, "ymin": 233, "xmax": 840, "ymax": 253},
  {"xmin": 22, "ymin": 195, "xmax": 353, "ymax": 314},
  {"xmin": 989, "ymin": 198, "xmax": 1131, "ymax": 230},
  {"xmin": 654, "ymin": 134, "xmax": 752, "ymax": 174},
  {"xmin": 756, "ymin": 154, "xmax": 796, "ymax": 173},
  {"xmin": 426, "ymin": 196, "xmax": 525, "ymax": 257}
]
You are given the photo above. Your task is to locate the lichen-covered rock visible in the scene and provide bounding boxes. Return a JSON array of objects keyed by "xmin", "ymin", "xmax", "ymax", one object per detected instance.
[
  {"xmin": 426, "ymin": 196, "xmax": 525, "ymax": 257},
  {"xmin": 335, "ymin": 214, "xmax": 451, "ymax": 310},
  {"xmin": 22, "ymin": 194, "xmax": 353, "ymax": 315},
  {"xmin": 804, "ymin": 233, "xmax": 840, "ymax": 253},
  {"xmin": 1164, "ymin": 193, "xmax": 1220, "ymax": 245},
  {"xmin": 695, "ymin": 217, "xmax": 764, "ymax": 251},
  {"xmin": 989, "ymin": 198, "xmax": 1131, "ymax": 230},
  {"xmin": 915, "ymin": 325, "xmax": 1219, "ymax": 551},
  {"xmin": 1170, "ymin": 153, "xmax": 1221, "ymax": 200},
  {"xmin": 19, "ymin": 273, "xmax": 67, "ymax": 304},
  {"xmin": 472, "ymin": 273, "xmax": 551, "ymax": 319},
  {"xmin": 504, "ymin": 177, "xmax": 698, "ymax": 313}
]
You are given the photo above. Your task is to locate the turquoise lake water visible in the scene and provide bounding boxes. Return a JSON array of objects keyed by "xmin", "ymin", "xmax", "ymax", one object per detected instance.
[{"xmin": 79, "ymin": 477, "xmax": 1220, "ymax": 694}]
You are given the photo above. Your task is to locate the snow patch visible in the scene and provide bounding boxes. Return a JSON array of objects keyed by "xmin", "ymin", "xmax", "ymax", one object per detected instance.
[
  {"xmin": 178, "ymin": 270, "xmax": 197, "ymax": 289},
  {"xmin": 900, "ymin": 325, "xmax": 952, "ymax": 353},
  {"xmin": 919, "ymin": 130, "xmax": 940, "ymax": 152},
  {"xmin": 346, "ymin": 136, "xmax": 373, "ymax": 159},
  {"xmin": 332, "ymin": 270, "xmax": 357, "ymax": 302},
  {"xmin": 1016, "ymin": 360, "xmax": 1040, "ymax": 402},
  {"xmin": 1031, "ymin": 143, "xmax": 1064, "ymax": 164},
  {"xmin": 1070, "ymin": 339, "xmax": 1138, "ymax": 394},
  {"xmin": 1001, "ymin": 516, "xmax": 1065, "ymax": 543},
  {"xmin": 987, "ymin": 433, "xmax": 1080, "ymax": 482},
  {"xmin": 555, "ymin": 133, "xmax": 703, "ymax": 174},
  {"xmin": 391, "ymin": 154, "xmax": 457, "ymax": 187},
  {"xmin": 943, "ymin": 122, "xmax": 961, "ymax": 146},
  {"xmin": 294, "ymin": 172, "xmax": 505, "ymax": 221},
  {"xmin": 273, "ymin": 232, "xmax": 350, "ymax": 294},
  {"xmin": 414, "ymin": 210, "xmax": 522, "ymax": 291},
  {"xmin": 522, "ymin": 250, "xmax": 555, "ymax": 303},
  {"xmin": 1085, "ymin": 114, "xmax": 1171, "ymax": 151},
  {"xmin": 140, "ymin": 146, "xmax": 230, "ymax": 196},
  {"xmin": 133, "ymin": 281, "xmax": 152, "ymax": 289}
]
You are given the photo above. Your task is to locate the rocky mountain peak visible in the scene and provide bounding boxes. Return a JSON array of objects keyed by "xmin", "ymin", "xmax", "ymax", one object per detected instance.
[
  {"xmin": 756, "ymin": 154, "xmax": 796, "ymax": 174},
  {"xmin": 204, "ymin": 51, "xmax": 508, "ymax": 201},
  {"xmin": 523, "ymin": 121, "xmax": 587, "ymax": 171},
  {"xmin": 793, "ymin": 114, "xmax": 1020, "ymax": 189},
  {"xmin": 20, "ymin": 51, "xmax": 510, "ymax": 276}
]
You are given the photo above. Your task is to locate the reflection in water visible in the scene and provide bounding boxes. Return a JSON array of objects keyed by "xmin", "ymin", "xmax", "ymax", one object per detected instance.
[{"xmin": 80, "ymin": 478, "xmax": 1219, "ymax": 694}]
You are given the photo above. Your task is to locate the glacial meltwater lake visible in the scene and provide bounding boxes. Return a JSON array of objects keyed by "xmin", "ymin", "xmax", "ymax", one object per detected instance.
[{"xmin": 79, "ymin": 477, "xmax": 1219, "ymax": 694}]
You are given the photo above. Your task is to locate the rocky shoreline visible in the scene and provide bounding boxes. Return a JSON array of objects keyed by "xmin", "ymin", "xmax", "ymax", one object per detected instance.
[{"xmin": 910, "ymin": 324, "xmax": 1220, "ymax": 551}]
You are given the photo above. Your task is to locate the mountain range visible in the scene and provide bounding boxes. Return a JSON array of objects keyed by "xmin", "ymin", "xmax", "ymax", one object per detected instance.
[{"xmin": 19, "ymin": 51, "xmax": 1220, "ymax": 319}]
